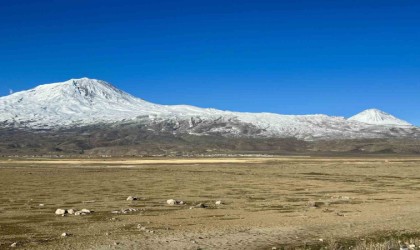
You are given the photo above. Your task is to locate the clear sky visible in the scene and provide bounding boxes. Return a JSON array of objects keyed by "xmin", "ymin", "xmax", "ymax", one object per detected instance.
[{"xmin": 0, "ymin": 0, "xmax": 419, "ymax": 125}]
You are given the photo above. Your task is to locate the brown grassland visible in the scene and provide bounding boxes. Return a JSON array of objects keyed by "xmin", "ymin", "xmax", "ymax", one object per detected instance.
[{"xmin": 1, "ymin": 157, "xmax": 420, "ymax": 249}]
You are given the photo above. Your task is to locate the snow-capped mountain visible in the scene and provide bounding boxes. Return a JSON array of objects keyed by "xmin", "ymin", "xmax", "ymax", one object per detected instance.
[
  {"xmin": 348, "ymin": 109, "xmax": 412, "ymax": 126},
  {"xmin": 0, "ymin": 78, "xmax": 417, "ymax": 140}
]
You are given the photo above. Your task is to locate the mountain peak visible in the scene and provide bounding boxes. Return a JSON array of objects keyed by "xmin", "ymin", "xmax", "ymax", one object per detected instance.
[
  {"xmin": 65, "ymin": 77, "xmax": 113, "ymax": 88},
  {"xmin": 54, "ymin": 77, "xmax": 117, "ymax": 92},
  {"xmin": 348, "ymin": 109, "xmax": 412, "ymax": 126},
  {"xmin": 0, "ymin": 78, "xmax": 155, "ymax": 127},
  {"xmin": 27, "ymin": 78, "xmax": 134, "ymax": 103}
]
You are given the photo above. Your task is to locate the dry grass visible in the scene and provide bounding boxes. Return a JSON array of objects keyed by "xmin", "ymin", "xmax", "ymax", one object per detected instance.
[
  {"xmin": 1, "ymin": 157, "xmax": 420, "ymax": 249},
  {"xmin": 324, "ymin": 236, "xmax": 420, "ymax": 250}
]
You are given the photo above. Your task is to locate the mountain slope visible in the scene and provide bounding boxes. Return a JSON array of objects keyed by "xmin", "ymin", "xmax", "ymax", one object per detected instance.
[
  {"xmin": 0, "ymin": 78, "xmax": 417, "ymax": 140},
  {"xmin": 0, "ymin": 78, "xmax": 170, "ymax": 126}
]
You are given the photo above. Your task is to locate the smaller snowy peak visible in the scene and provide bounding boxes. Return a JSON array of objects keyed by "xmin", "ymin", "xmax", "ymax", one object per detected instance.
[{"xmin": 348, "ymin": 109, "xmax": 412, "ymax": 126}]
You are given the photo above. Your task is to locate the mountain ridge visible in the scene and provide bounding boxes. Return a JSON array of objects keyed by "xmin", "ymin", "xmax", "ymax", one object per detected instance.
[{"xmin": 0, "ymin": 78, "xmax": 417, "ymax": 141}]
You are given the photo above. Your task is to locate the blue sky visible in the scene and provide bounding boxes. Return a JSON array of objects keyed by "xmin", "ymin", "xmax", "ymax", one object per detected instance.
[{"xmin": 0, "ymin": 0, "xmax": 419, "ymax": 125}]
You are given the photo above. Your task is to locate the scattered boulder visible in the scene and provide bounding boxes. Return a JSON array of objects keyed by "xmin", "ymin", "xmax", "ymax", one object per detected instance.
[
  {"xmin": 308, "ymin": 201, "xmax": 328, "ymax": 208},
  {"xmin": 137, "ymin": 224, "xmax": 154, "ymax": 233},
  {"xmin": 74, "ymin": 209, "xmax": 92, "ymax": 216},
  {"xmin": 127, "ymin": 196, "xmax": 138, "ymax": 201},
  {"xmin": 39, "ymin": 204, "xmax": 45, "ymax": 207},
  {"xmin": 195, "ymin": 203, "xmax": 208, "ymax": 209},
  {"xmin": 55, "ymin": 209, "xmax": 67, "ymax": 215},
  {"xmin": 55, "ymin": 208, "xmax": 92, "ymax": 216},
  {"xmin": 322, "ymin": 208, "xmax": 334, "ymax": 213},
  {"xmin": 112, "ymin": 208, "xmax": 138, "ymax": 214},
  {"xmin": 167, "ymin": 199, "xmax": 176, "ymax": 205},
  {"xmin": 10, "ymin": 242, "xmax": 17, "ymax": 248},
  {"xmin": 215, "ymin": 201, "xmax": 223, "ymax": 205},
  {"xmin": 61, "ymin": 232, "xmax": 70, "ymax": 237},
  {"xmin": 122, "ymin": 208, "xmax": 137, "ymax": 213},
  {"xmin": 167, "ymin": 199, "xmax": 184, "ymax": 206}
]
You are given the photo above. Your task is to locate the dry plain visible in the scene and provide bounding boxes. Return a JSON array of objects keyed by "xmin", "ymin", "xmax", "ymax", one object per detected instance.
[{"xmin": 1, "ymin": 157, "xmax": 420, "ymax": 249}]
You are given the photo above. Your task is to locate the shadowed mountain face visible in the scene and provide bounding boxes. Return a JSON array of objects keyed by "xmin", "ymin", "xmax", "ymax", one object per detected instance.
[
  {"xmin": 0, "ymin": 78, "xmax": 419, "ymax": 156},
  {"xmin": 0, "ymin": 124, "xmax": 419, "ymax": 156}
]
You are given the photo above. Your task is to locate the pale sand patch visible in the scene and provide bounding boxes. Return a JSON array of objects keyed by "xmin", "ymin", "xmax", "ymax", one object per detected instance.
[{"xmin": 2, "ymin": 156, "xmax": 420, "ymax": 166}]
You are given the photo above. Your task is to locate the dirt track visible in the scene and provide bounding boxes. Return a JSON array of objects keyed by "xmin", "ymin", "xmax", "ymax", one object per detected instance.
[{"xmin": 1, "ymin": 157, "xmax": 420, "ymax": 249}]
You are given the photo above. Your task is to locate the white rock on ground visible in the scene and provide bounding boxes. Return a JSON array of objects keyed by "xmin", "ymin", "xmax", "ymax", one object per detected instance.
[
  {"xmin": 55, "ymin": 209, "xmax": 67, "ymax": 215},
  {"xmin": 122, "ymin": 208, "xmax": 137, "ymax": 213},
  {"xmin": 74, "ymin": 209, "xmax": 92, "ymax": 216},
  {"xmin": 167, "ymin": 199, "xmax": 184, "ymax": 205},
  {"xmin": 67, "ymin": 209, "xmax": 75, "ymax": 215},
  {"xmin": 10, "ymin": 242, "xmax": 17, "ymax": 247},
  {"xmin": 195, "ymin": 203, "xmax": 208, "ymax": 208},
  {"xmin": 127, "ymin": 196, "xmax": 138, "ymax": 201},
  {"xmin": 61, "ymin": 232, "xmax": 70, "ymax": 237},
  {"xmin": 215, "ymin": 200, "xmax": 222, "ymax": 205},
  {"xmin": 167, "ymin": 199, "xmax": 176, "ymax": 205},
  {"xmin": 112, "ymin": 208, "xmax": 138, "ymax": 214}
]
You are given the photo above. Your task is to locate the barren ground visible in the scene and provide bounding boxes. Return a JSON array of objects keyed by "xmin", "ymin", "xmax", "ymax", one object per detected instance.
[{"xmin": 1, "ymin": 157, "xmax": 420, "ymax": 249}]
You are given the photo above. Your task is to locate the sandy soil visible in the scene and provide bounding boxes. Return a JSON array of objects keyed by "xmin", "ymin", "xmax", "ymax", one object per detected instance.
[{"xmin": 1, "ymin": 157, "xmax": 420, "ymax": 249}]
